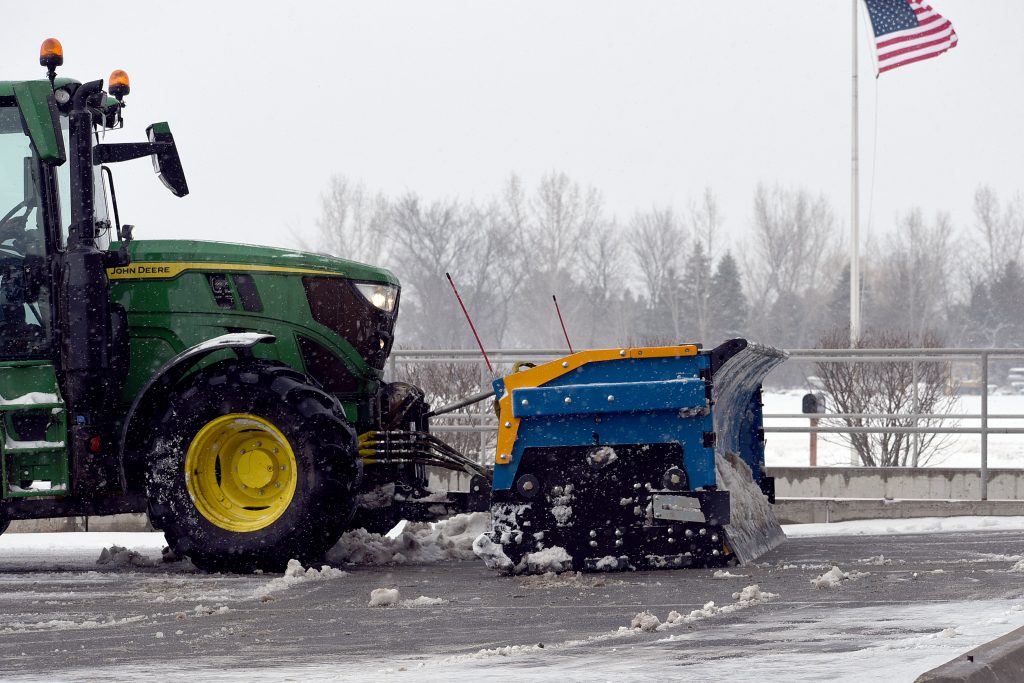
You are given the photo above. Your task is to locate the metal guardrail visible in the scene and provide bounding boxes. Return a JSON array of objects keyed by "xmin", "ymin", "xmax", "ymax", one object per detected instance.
[{"xmin": 388, "ymin": 347, "xmax": 1024, "ymax": 501}]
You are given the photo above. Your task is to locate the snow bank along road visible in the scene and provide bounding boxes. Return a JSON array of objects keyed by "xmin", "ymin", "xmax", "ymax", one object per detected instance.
[{"xmin": 3, "ymin": 516, "xmax": 1024, "ymax": 682}]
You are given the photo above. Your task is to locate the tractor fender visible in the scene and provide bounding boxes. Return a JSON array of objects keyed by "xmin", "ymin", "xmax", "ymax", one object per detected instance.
[{"xmin": 118, "ymin": 332, "xmax": 276, "ymax": 491}]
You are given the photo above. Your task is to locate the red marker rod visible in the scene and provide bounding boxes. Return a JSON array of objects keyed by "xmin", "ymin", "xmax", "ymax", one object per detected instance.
[
  {"xmin": 445, "ymin": 272, "xmax": 493, "ymax": 374},
  {"xmin": 553, "ymin": 294, "xmax": 574, "ymax": 354}
]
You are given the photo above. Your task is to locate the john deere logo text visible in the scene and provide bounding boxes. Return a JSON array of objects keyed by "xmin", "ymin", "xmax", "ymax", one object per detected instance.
[{"xmin": 110, "ymin": 265, "xmax": 171, "ymax": 276}]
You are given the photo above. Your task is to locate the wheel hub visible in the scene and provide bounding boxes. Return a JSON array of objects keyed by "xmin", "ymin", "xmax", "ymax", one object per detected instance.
[{"xmin": 185, "ymin": 413, "xmax": 298, "ymax": 532}]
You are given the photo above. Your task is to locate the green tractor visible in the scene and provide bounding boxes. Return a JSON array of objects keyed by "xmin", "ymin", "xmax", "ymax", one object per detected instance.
[{"xmin": 0, "ymin": 40, "xmax": 483, "ymax": 571}]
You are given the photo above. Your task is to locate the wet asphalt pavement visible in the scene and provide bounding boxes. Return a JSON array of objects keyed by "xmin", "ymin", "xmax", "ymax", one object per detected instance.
[{"xmin": 2, "ymin": 528, "xmax": 1024, "ymax": 681}]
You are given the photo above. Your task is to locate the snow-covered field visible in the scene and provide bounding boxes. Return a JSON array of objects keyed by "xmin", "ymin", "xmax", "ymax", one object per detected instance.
[{"xmin": 763, "ymin": 390, "xmax": 1024, "ymax": 468}]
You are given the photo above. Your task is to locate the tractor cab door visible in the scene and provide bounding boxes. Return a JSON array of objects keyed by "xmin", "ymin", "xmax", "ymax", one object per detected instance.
[{"xmin": 0, "ymin": 106, "xmax": 52, "ymax": 359}]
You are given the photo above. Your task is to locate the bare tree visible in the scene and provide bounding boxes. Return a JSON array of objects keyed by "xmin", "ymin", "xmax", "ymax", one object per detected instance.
[
  {"xmin": 973, "ymin": 185, "xmax": 1024, "ymax": 284},
  {"xmin": 816, "ymin": 328, "xmax": 956, "ymax": 467},
  {"xmin": 744, "ymin": 184, "xmax": 841, "ymax": 347},
  {"xmin": 690, "ymin": 186, "xmax": 720, "ymax": 261},
  {"xmin": 304, "ymin": 174, "xmax": 390, "ymax": 264},
  {"xmin": 870, "ymin": 209, "xmax": 953, "ymax": 342}
]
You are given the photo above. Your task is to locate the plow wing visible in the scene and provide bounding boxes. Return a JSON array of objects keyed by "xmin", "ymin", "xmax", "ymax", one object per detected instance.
[{"xmin": 473, "ymin": 339, "xmax": 788, "ymax": 573}]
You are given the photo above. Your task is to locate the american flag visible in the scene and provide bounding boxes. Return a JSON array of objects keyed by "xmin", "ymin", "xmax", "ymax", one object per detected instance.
[{"xmin": 864, "ymin": 0, "xmax": 958, "ymax": 74}]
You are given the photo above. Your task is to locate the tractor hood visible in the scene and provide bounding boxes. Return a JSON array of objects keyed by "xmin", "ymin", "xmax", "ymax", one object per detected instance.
[{"xmin": 110, "ymin": 239, "xmax": 400, "ymax": 286}]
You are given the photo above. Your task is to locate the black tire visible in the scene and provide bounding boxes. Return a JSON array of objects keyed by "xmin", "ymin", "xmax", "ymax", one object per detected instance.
[{"xmin": 144, "ymin": 360, "xmax": 361, "ymax": 573}]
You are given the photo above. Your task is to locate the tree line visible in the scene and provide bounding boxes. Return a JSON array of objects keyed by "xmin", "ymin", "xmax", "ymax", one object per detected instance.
[{"xmin": 303, "ymin": 173, "xmax": 1024, "ymax": 358}]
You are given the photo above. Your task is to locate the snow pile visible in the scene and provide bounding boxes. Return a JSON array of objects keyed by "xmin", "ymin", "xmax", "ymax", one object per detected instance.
[
  {"xmin": 96, "ymin": 545, "xmax": 157, "ymax": 568},
  {"xmin": 328, "ymin": 512, "xmax": 489, "ymax": 565},
  {"xmin": 254, "ymin": 559, "xmax": 347, "ymax": 598},
  {"xmin": 368, "ymin": 588, "xmax": 400, "ymax": 607},
  {"xmin": 472, "ymin": 533, "xmax": 514, "ymax": 572},
  {"xmin": 632, "ymin": 584, "xmax": 777, "ymax": 633},
  {"xmin": 630, "ymin": 611, "xmax": 661, "ymax": 632},
  {"xmin": 1009, "ymin": 560, "xmax": 1024, "ymax": 573},
  {"xmin": 811, "ymin": 566, "xmax": 869, "ymax": 589},
  {"xmin": 522, "ymin": 546, "xmax": 573, "ymax": 574},
  {"xmin": 400, "ymin": 596, "xmax": 447, "ymax": 607},
  {"xmin": 858, "ymin": 554, "xmax": 895, "ymax": 566},
  {"xmin": 713, "ymin": 570, "xmax": 749, "ymax": 579}
]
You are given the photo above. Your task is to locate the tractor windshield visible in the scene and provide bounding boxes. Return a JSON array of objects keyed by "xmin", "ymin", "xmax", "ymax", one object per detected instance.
[{"xmin": 0, "ymin": 105, "xmax": 50, "ymax": 356}]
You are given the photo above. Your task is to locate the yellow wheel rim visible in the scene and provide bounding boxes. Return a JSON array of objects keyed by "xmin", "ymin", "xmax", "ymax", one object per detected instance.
[{"xmin": 184, "ymin": 413, "xmax": 298, "ymax": 533}]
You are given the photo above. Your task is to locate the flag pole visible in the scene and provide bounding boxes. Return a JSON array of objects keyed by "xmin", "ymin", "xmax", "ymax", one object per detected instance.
[{"xmin": 850, "ymin": 0, "xmax": 861, "ymax": 348}]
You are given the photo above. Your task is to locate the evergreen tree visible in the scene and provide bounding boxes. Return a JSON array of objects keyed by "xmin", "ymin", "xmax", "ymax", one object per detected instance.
[
  {"xmin": 680, "ymin": 241, "xmax": 713, "ymax": 341},
  {"xmin": 990, "ymin": 260, "xmax": 1024, "ymax": 347},
  {"xmin": 708, "ymin": 251, "xmax": 748, "ymax": 343}
]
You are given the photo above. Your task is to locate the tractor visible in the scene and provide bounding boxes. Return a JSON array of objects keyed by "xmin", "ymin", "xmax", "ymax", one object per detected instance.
[{"xmin": 0, "ymin": 40, "xmax": 785, "ymax": 574}]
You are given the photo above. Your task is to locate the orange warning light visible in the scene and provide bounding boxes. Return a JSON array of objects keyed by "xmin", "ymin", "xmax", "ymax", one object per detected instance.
[
  {"xmin": 40, "ymin": 38, "xmax": 64, "ymax": 68},
  {"xmin": 108, "ymin": 69, "xmax": 130, "ymax": 101}
]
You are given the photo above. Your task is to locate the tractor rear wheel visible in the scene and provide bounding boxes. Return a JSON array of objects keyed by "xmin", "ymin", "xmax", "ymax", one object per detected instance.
[{"xmin": 145, "ymin": 360, "xmax": 360, "ymax": 573}]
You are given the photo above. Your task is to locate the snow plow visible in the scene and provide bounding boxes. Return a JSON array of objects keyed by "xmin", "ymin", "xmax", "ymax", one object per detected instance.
[
  {"xmin": 472, "ymin": 339, "xmax": 788, "ymax": 573},
  {"xmin": 0, "ymin": 40, "xmax": 785, "ymax": 576}
]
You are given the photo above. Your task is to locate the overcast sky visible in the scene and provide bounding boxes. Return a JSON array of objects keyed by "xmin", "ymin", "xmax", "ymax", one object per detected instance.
[{"xmin": 3, "ymin": 1, "xmax": 1021, "ymax": 257}]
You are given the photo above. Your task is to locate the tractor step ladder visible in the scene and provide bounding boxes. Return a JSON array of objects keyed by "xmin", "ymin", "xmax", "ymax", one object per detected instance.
[{"xmin": 0, "ymin": 362, "xmax": 70, "ymax": 499}]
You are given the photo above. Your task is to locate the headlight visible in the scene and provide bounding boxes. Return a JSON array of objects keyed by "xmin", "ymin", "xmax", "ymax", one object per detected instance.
[{"xmin": 354, "ymin": 282, "xmax": 398, "ymax": 312}]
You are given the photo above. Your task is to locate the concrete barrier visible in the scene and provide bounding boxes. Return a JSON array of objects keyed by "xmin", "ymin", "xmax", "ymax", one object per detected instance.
[
  {"xmin": 7, "ymin": 513, "xmax": 153, "ymax": 533},
  {"xmin": 916, "ymin": 625, "xmax": 1024, "ymax": 682},
  {"xmin": 773, "ymin": 498, "xmax": 1024, "ymax": 525},
  {"xmin": 767, "ymin": 467, "xmax": 1024, "ymax": 501}
]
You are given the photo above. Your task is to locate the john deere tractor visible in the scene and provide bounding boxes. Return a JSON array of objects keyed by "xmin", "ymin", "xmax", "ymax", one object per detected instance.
[
  {"xmin": 0, "ymin": 40, "xmax": 488, "ymax": 572},
  {"xmin": 0, "ymin": 40, "xmax": 786, "ymax": 575}
]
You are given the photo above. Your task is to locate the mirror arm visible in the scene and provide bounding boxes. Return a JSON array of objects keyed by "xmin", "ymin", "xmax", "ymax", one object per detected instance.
[{"xmin": 93, "ymin": 141, "xmax": 171, "ymax": 164}]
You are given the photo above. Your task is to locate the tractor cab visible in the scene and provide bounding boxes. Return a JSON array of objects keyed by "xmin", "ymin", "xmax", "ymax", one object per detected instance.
[{"xmin": 0, "ymin": 40, "xmax": 187, "ymax": 505}]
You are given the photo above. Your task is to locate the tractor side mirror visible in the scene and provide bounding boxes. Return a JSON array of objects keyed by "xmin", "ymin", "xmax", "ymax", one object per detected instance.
[{"xmin": 145, "ymin": 122, "xmax": 188, "ymax": 198}]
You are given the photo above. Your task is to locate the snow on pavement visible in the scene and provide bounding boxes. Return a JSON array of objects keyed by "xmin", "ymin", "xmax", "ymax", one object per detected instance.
[{"xmin": 784, "ymin": 515, "xmax": 1024, "ymax": 538}]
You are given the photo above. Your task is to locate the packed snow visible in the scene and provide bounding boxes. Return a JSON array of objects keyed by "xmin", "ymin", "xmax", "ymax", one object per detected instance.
[
  {"xmin": 368, "ymin": 587, "xmax": 400, "ymax": 607},
  {"xmin": 327, "ymin": 511, "xmax": 488, "ymax": 565},
  {"xmin": 783, "ymin": 515, "xmax": 1024, "ymax": 538},
  {"xmin": 810, "ymin": 566, "xmax": 869, "ymax": 589}
]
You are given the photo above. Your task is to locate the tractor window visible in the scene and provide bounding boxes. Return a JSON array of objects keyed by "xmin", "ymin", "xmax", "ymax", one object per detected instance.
[
  {"xmin": 55, "ymin": 125, "xmax": 111, "ymax": 249},
  {"xmin": 0, "ymin": 106, "xmax": 51, "ymax": 357}
]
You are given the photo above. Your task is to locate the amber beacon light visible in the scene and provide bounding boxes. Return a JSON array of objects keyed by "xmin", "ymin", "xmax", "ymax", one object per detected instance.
[
  {"xmin": 108, "ymin": 69, "xmax": 130, "ymax": 101},
  {"xmin": 40, "ymin": 37, "xmax": 63, "ymax": 83}
]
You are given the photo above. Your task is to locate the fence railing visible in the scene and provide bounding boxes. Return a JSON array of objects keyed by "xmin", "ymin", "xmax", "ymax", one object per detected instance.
[{"xmin": 388, "ymin": 347, "xmax": 1024, "ymax": 500}]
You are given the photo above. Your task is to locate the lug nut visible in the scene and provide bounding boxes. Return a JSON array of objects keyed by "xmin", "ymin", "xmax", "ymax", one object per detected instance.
[
  {"xmin": 667, "ymin": 527, "xmax": 675, "ymax": 535},
  {"xmin": 712, "ymin": 549, "xmax": 720, "ymax": 556},
  {"xmin": 668, "ymin": 537, "xmax": 676, "ymax": 544},
  {"xmin": 589, "ymin": 530, "xmax": 597, "ymax": 538},
  {"xmin": 589, "ymin": 540, "xmax": 598, "ymax": 548},
  {"xmin": 614, "ymin": 529, "xmax": 623, "ymax": 538},
  {"xmin": 615, "ymin": 539, "xmax": 624, "ymax": 547},
  {"xmin": 699, "ymin": 528, "xmax": 707, "ymax": 536},
  {"xmin": 685, "ymin": 529, "xmax": 694, "ymax": 538}
]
